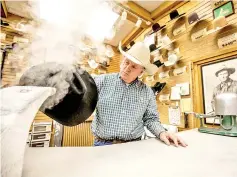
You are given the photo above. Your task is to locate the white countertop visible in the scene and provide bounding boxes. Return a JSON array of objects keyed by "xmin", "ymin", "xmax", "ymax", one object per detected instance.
[{"xmin": 22, "ymin": 129, "xmax": 237, "ymax": 177}]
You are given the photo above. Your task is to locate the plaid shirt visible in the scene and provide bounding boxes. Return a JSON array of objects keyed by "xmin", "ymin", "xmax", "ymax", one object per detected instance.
[{"xmin": 91, "ymin": 73, "xmax": 165, "ymax": 141}]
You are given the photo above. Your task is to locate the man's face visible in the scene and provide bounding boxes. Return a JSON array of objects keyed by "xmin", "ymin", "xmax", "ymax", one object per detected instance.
[
  {"xmin": 218, "ymin": 70, "xmax": 229, "ymax": 82},
  {"xmin": 120, "ymin": 57, "xmax": 144, "ymax": 83}
]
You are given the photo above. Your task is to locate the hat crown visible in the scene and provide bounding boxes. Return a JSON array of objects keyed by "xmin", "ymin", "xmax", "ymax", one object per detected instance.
[
  {"xmin": 213, "ymin": 16, "xmax": 227, "ymax": 29},
  {"xmin": 170, "ymin": 10, "xmax": 179, "ymax": 19},
  {"xmin": 127, "ymin": 42, "xmax": 150, "ymax": 65},
  {"xmin": 215, "ymin": 64, "xmax": 235, "ymax": 76},
  {"xmin": 149, "ymin": 44, "xmax": 157, "ymax": 52},
  {"xmin": 119, "ymin": 42, "xmax": 159, "ymax": 75},
  {"xmin": 218, "ymin": 64, "xmax": 230, "ymax": 71},
  {"xmin": 188, "ymin": 12, "xmax": 199, "ymax": 24},
  {"xmin": 168, "ymin": 54, "xmax": 178, "ymax": 62},
  {"xmin": 152, "ymin": 23, "xmax": 161, "ymax": 32}
]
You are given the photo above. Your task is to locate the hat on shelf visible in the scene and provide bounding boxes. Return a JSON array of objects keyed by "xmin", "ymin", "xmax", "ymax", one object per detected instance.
[
  {"xmin": 150, "ymin": 23, "xmax": 166, "ymax": 35},
  {"xmin": 164, "ymin": 53, "xmax": 179, "ymax": 67},
  {"xmin": 168, "ymin": 9, "xmax": 185, "ymax": 22},
  {"xmin": 149, "ymin": 44, "xmax": 159, "ymax": 52},
  {"xmin": 213, "ymin": 16, "xmax": 228, "ymax": 29},
  {"xmin": 1, "ymin": 20, "xmax": 9, "ymax": 26},
  {"xmin": 188, "ymin": 12, "xmax": 208, "ymax": 25},
  {"xmin": 188, "ymin": 12, "xmax": 200, "ymax": 24},
  {"xmin": 207, "ymin": 16, "xmax": 229, "ymax": 35},
  {"xmin": 130, "ymin": 41, "xmax": 135, "ymax": 47},
  {"xmin": 153, "ymin": 60, "xmax": 164, "ymax": 68},
  {"xmin": 99, "ymin": 61, "xmax": 110, "ymax": 68},
  {"xmin": 122, "ymin": 46, "xmax": 129, "ymax": 51},
  {"xmin": 151, "ymin": 82, "xmax": 166, "ymax": 95}
]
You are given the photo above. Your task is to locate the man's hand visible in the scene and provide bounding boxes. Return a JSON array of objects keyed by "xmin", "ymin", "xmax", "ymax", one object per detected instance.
[{"xmin": 159, "ymin": 131, "xmax": 187, "ymax": 147}]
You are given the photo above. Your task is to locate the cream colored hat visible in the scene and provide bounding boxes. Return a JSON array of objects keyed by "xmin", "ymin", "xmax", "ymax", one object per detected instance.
[
  {"xmin": 119, "ymin": 42, "xmax": 158, "ymax": 75},
  {"xmin": 164, "ymin": 53, "xmax": 179, "ymax": 66}
]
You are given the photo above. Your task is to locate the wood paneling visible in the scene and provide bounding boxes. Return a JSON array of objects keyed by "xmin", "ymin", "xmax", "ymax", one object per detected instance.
[
  {"xmin": 63, "ymin": 121, "xmax": 94, "ymax": 147},
  {"xmin": 135, "ymin": 0, "xmax": 237, "ymax": 130}
]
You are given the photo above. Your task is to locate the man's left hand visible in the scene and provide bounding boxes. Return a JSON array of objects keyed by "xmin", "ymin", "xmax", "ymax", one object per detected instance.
[{"xmin": 159, "ymin": 131, "xmax": 188, "ymax": 147}]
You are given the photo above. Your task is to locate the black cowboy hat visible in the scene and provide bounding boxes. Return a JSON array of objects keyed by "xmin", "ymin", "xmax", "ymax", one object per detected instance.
[
  {"xmin": 149, "ymin": 44, "xmax": 158, "ymax": 52},
  {"xmin": 1, "ymin": 20, "xmax": 9, "ymax": 26},
  {"xmin": 130, "ymin": 41, "xmax": 135, "ymax": 47},
  {"xmin": 168, "ymin": 9, "xmax": 185, "ymax": 22},
  {"xmin": 122, "ymin": 46, "xmax": 129, "ymax": 51},
  {"xmin": 153, "ymin": 60, "xmax": 164, "ymax": 68},
  {"xmin": 152, "ymin": 82, "xmax": 166, "ymax": 95},
  {"xmin": 19, "ymin": 62, "xmax": 98, "ymax": 126},
  {"xmin": 99, "ymin": 61, "xmax": 110, "ymax": 68},
  {"xmin": 150, "ymin": 23, "xmax": 166, "ymax": 35}
]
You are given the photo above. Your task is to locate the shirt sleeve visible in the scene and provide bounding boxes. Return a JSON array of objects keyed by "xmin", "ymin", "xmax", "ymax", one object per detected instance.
[{"xmin": 142, "ymin": 89, "xmax": 166, "ymax": 138}]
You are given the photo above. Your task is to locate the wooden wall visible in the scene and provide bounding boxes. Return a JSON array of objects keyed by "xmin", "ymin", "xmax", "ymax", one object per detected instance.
[{"xmin": 135, "ymin": 0, "xmax": 237, "ymax": 130}]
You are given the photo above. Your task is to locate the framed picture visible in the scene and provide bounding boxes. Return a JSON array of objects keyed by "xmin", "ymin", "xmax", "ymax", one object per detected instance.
[
  {"xmin": 201, "ymin": 56, "xmax": 237, "ymax": 124},
  {"xmin": 213, "ymin": 1, "xmax": 235, "ymax": 19}
]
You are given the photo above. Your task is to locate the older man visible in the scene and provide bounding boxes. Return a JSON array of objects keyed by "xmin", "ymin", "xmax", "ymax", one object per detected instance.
[
  {"xmin": 92, "ymin": 42, "xmax": 187, "ymax": 147},
  {"xmin": 211, "ymin": 65, "xmax": 237, "ymax": 111}
]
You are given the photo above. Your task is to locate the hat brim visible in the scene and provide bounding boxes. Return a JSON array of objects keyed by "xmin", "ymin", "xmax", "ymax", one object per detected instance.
[
  {"xmin": 119, "ymin": 42, "xmax": 159, "ymax": 75},
  {"xmin": 168, "ymin": 13, "xmax": 186, "ymax": 22},
  {"xmin": 150, "ymin": 25, "xmax": 166, "ymax": 35},
  {"xmin": 207, "ymin": 24, "xmax": 230, "ymax": 35},
  {"xmin": 215, "ymin": 68, "xmax": 235, "ymax": 77}
]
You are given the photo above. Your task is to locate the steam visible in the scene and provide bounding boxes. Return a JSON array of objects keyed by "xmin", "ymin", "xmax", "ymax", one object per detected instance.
[
  {"xmin": 11, "ymin": 0, "xmax": 120, "ymax": 69},
  {"xmin": 19, "ymin": 62, "xmax": 76, "ymax": 111},
  {"xmin": 16, "ymin": 0, "xmax": 121, "ymax": 110}
]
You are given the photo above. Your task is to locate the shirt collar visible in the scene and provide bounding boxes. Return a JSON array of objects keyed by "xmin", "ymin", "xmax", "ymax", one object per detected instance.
[
  {"xmin": 118, "ymin": 73, "xmax": 142, "ymax": 87},
  {"xmin": 220, "ymin": 78, "xmax": 233, "ymax": 88}
]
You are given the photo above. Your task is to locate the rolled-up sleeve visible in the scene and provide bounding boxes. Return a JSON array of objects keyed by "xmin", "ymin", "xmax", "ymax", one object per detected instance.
[{"xmin": 142, "ymin": 91, "xmax": 166, "ymax": 138}]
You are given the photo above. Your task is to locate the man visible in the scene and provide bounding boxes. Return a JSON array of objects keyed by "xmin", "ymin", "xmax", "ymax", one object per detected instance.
[
  {"xmin": 211, "ymin": 65, "xmax": 237, "ymax": 111},
  {"xmin": 92, "ymin": 42, "xmax": 187, "ymax": 147}
]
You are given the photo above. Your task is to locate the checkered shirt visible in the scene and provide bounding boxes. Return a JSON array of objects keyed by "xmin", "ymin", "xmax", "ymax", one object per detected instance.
[{"xmin": 91, "ymin": 73, "xmax": 165, "ymax": 141}]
